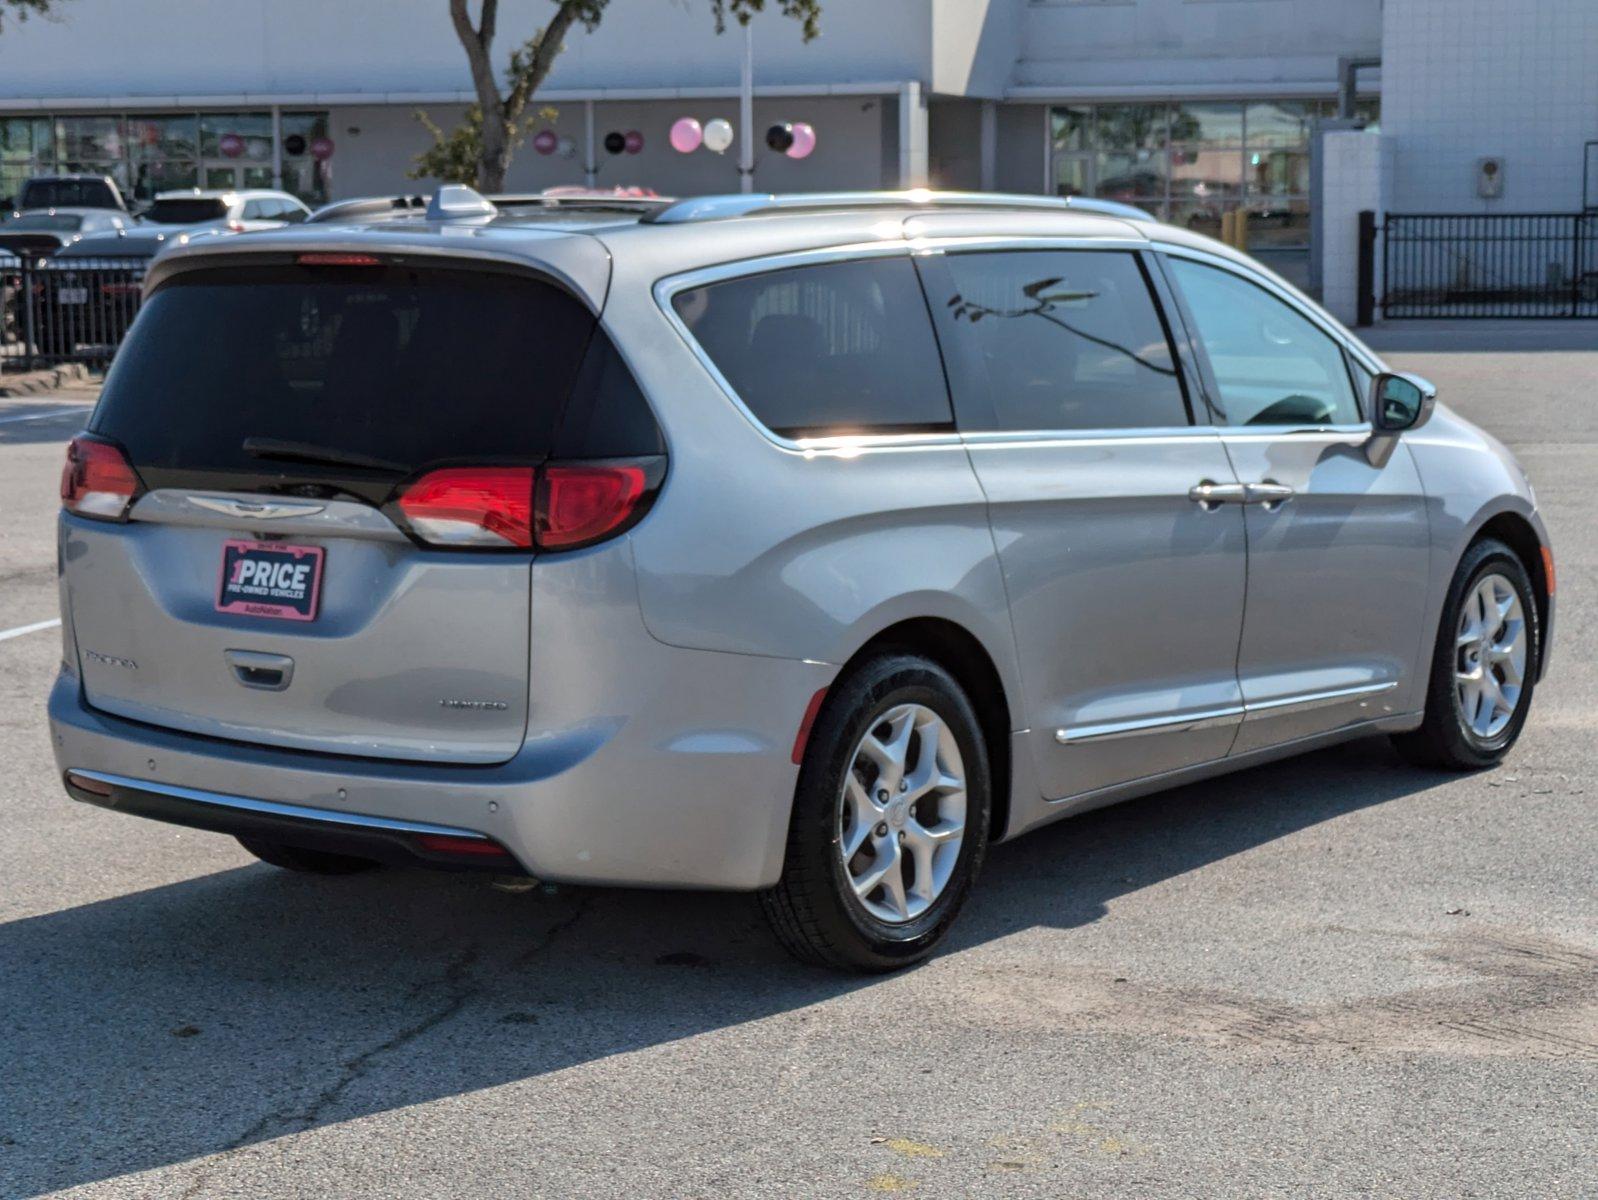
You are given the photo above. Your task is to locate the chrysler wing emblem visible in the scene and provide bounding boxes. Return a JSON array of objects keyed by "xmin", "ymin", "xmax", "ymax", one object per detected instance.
[{"xmin": 189, "ymin": 496, "xmax": 327, "ymax": 520}]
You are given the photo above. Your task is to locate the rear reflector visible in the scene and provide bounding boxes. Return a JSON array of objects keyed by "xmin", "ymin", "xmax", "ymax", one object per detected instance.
[
  {"xmin": 60, "ymin": 435, "xmax": 142, "ymax": 521},
  {"xmin": 396, "ymin": 466, "xmax": 535, "ymax": 548},
  {"xmin": 791, "ymin": 687, "xmax": 830, "ymax": 764},
  {"xmin": 296, "ymin": 252, "xmax": 382, "ymax": 267},
  {"xmin": 65, "ymin": 771, "xmax": 114, "ymax": 797},
  {"xmin": 412, "ymin": 833, "xmax": 512, "ymax": 858},
  {"xmin": 535, "ymin": 462, "xmax": 649, "ymax": 550},
  {"xmin": 1541, "ymin": 544, "xmax": 1556, "ymax": 595}
]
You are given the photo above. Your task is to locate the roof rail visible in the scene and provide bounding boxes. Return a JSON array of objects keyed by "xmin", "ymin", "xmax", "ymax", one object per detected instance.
[{"xmin": 643, "ymin": 190, "xmax": 1154, "ymax": 225}]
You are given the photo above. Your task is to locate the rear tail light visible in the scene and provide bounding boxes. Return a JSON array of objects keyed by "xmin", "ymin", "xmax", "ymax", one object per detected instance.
[
  {"xmin": 411, "ymin": 833, "xmax": 513, "ymax": 858},
  {"xmin": 60, "ymin": 435, "xmax": 142, "ymax": 520},
  {"xmin": 393, "ymin": 459, "xmax": 661, "ymax": 552},
  {"xmin": 535, "ymin": 462, "xmax": 651, "ymax": 550},
  {"xmin": 395, "ymin": 466, "xmax": 536, "ymax": 548}
]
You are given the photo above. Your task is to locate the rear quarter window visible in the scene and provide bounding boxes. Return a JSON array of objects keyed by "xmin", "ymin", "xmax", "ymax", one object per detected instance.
[{"xmin": 671, "ymin": 256, "xmax": 952, "ymax": 439}]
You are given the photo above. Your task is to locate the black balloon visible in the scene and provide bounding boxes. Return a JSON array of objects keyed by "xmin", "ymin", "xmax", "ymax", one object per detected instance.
[
  {"xmin": 603, "ymin": 131, "xmax": 627, "ymax": 155},
  {"xmin": 765, "ymin": 123, "xmax": 795, "ymax": 153}
]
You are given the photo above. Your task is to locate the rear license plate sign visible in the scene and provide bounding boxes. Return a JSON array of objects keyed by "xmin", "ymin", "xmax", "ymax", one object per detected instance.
[{"xmin": 216, "ymin": 540, "xmax": 324, "ymax": 621}]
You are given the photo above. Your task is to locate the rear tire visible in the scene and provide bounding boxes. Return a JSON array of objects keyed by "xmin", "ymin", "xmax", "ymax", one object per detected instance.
[
  {"xmin": 237, "ymin": 836, "xmax": 379, "ymax": 875},
  {"xmin": 760, "ymin": 653, "xmax": 990, "ymax": 972},
  {"xmin": 1392, "ymin": 538, "xmax": 1539, "ymax": 771}
]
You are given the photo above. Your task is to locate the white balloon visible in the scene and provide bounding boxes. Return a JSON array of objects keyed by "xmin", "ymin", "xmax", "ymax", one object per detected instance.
[{"xmin": 702, "ymin": 118, "xmax": 735, "ymax": 155}]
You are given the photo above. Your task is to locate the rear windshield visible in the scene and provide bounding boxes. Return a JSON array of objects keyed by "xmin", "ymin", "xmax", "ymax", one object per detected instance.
[
  {"xmin": 146, "ymin": 198, "xmax": 230, "ymax": 224},
  {"xmin": 21, "ymin": 180, "xmax": 116, "ymax": 208},
  {"xmin": 93, "ymin": 263, "xmax": 598, "ymax": 494}
]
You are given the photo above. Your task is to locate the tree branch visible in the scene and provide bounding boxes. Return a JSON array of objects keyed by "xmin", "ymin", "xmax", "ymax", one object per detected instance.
[{"xmin": 448, "ymin": 0, "xmax": 503, "ymax": 113}]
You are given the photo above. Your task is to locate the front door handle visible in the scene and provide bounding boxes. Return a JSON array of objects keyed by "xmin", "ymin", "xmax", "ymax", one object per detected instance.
[
  {"xmin": 1243, "ymin": 481, "xmax": 1296, "ymax": 509},
  {"xmin": 1188, "ymin": 480, "xmax": 1249, "ymax": 510}
]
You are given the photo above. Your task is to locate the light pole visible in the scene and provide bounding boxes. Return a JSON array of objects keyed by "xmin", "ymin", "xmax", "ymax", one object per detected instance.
[{"xmin": 738, "ymin": 21, "xmax": 755, "ymax": 194}]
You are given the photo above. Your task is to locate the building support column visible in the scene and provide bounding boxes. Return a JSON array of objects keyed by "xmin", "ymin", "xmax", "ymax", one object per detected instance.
[
  {"xmin": 898, "ymin": 80, "xmax": 928, "ymax": 189},
  {"xmin": 270, "ymin": 105, "xmax": 283, "ymax": 190},
  {"xmin": 584, "ymin": 100, "xmax": 597, "ymax": 188},
  {"xmin": 979, "ymin": 100, "xmax": 997, "ymax": 192}
]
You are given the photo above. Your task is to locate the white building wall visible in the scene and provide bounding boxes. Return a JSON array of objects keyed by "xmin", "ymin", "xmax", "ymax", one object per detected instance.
[
  {"xmin": 1318, "ymin": 129, "xmax": 1390, "ymax": 326},
  {"xmin": 1014, "ymin": 0, "xmax": 1381, "ymax": 94},
  {"xmin": 1382, "ymin": 0, "xmax": 1598, "ymax": 211},
  {"xmin": 0, "ymin": 0, "xmax": 936, "ymax": 101}
]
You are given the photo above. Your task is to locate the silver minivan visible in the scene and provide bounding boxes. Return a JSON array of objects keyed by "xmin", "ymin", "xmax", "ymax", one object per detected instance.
[{"xmin": 51, "ymin": 190, "xmax": 1554, "ymax": 970}]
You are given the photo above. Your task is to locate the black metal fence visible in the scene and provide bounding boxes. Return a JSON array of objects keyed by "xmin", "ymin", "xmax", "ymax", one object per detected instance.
[
  {"xmin": 1378, "ymin": 212, "xmax": 1598, "ymax": 318},
  {"xmin": 1, "ymin": 255, "xmax": 148, "ymax": 370}
]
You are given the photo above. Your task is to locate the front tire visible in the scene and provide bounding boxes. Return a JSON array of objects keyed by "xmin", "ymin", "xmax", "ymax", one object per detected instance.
[
  {"xmin": 760, "ymin": 653, "xmax": 991, "ymax": 972},
  {"xmin": 1392, "ymin": 538, "xmax": 1539, "ymax": 770}
]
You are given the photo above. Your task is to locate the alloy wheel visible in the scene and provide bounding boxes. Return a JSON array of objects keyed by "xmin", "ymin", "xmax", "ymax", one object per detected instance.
[
  {"xmin": 837, "ymin": 703, "xmax": 967, "ymax": 924},
  {"xmin": 1454, "ymin": 571, "xmax": 1528, "ymax": 740}
]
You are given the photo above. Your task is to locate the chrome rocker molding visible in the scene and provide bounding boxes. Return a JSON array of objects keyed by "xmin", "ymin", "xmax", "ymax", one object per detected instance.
[{"xmin": 1055, "ymin": 681, "xmax": 1399, "ymax": 745}]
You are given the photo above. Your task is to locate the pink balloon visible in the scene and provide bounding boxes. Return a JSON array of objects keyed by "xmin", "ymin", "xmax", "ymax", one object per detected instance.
[
  {"xmin": 532, "ymin": 129, "xmax": 558, "ymax": 156},
  {"xmin": 669, "ymin": 117, "xmax": 702, "ymax": 154},
  {"xmin": 624, "ymin": 130, "xmax": 645, "ymax": 155},
  {"xmin": 786, "ymin": 122, "xmax": 817, "ymax": 160}
]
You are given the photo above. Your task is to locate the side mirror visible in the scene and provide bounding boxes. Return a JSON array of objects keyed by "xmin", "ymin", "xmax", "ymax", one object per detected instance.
[
  {"xmin": 1371, "ymin": 372, "xmax": 1436, "ymax": 432},
  {"xmin": 1365, "ymin": 372, "xmax": 1437, "ymax": 466}
]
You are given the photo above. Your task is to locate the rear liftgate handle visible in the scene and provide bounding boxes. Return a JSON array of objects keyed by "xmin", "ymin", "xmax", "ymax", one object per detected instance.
[{"xmin": 225, "ymin": 649, "xmax": 295, "ymax": 692}]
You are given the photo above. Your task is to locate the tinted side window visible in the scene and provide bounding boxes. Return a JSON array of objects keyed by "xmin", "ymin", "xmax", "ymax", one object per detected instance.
[
  {"xmin": 931, "ymin": 250, "xmax": 1188, "ymax": 432},
  {"xmin": 1166, "ymin": 257, "xmax": 1360, "ymax": 427},
  {"xmin": 672, "ymin": 256, "xmax": 951, "ymax": 438}
]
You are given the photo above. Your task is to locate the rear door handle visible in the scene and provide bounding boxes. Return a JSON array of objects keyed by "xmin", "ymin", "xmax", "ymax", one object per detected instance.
[
  {"xmin": 1243, "ymin": 481, "xmax": 1296, "ymax": 509},
  {"xmin": 1188, "ymin": 480, "xmax": 1249, "ymax": 510}
]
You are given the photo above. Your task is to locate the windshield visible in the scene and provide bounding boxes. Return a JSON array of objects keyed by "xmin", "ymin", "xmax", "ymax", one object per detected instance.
[
  {"xmin": 93, "ymin": 263, "xmax": 597, "ymax": 495},
  {"xmin": 147, "ymin": 198, "xmax": 229, "ymax": 224}
]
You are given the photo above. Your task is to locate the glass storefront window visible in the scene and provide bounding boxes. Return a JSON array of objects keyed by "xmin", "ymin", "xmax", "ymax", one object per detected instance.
[
  {"xmin": 57, "ymin": 117, "xmax": 125, "ymax": 161},
  {"xmin": 1248, "ymin": 149, "xmax": 1310, "ymax": 196},
  {"xmin": 1093, "ymin": 151, "xmax": 1166, "ymax": 201},
  {"xmin": 200, "ymin": 112, "xmax": 273, "ymax": 162},
  {"xmin": 1170, "ymin": 147, "xmax": 1243, "ymax": 196},
  {"xmin": 1169, "ymin": 102, "xmax": 1242, "ymax": 149},
  {"xmin": 1095, "ymin": 104, "xmax": 1166, "ymax": 152},
  {"xmin": 1245, "ymin": 101, "xmax": 1314, "ymax": 148},
  {"xmin": 128, "ymin": 115, "xmax": 198, "ymax": 162},
  {"xmin": 1050, "ymin": 106, "xmax": 1092, "ymax": 154}
]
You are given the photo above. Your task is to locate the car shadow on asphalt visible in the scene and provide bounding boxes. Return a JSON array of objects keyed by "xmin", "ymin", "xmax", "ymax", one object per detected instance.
[{"xmin": 0, "ymin": 735, "xmax": 1447, "ymax": 1196}]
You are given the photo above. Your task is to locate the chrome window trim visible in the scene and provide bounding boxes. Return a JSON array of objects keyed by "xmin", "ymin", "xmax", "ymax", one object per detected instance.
[
  {"xmin": 65, "ymin": 768, "xmax": 492, "ymax": 840},
  {"xmin": 654, "ymin": 234, "xmax": 1195, "ymax": 454}
]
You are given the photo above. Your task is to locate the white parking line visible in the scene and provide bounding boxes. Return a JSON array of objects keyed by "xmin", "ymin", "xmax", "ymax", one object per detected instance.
[
  {"xmin": 0, "ymin": 618, "xmax": 61, "ymax": 642},
  {"xmin": 0, "ymin": 407, "xmax": 88, "ymax": 425}
]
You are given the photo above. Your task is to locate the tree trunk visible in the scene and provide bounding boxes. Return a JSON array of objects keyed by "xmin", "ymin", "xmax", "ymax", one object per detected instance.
[{"xmin": 477, "ymin": 107, "xmax": 510, "ymax": 192}]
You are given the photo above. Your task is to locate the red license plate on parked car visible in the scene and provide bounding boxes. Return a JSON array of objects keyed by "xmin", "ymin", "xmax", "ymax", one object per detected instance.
[{"xmin": 216, "ymin": 540, "xmax": 325, "ymax": 621}]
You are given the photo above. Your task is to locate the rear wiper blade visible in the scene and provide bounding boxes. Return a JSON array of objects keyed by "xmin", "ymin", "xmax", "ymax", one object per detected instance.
[{"xmin": 242, "ymin": 437, "xmax": 409, "ymax": 475}]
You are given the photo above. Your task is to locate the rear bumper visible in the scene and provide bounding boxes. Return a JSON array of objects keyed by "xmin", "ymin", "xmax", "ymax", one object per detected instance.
[
  {"xmin": 62, "ymin": 768, "xmax": 519, "ymax": 873},
  {"xmin": 49, "ymin": 639, "xmax": 827, "ymax": 889}
]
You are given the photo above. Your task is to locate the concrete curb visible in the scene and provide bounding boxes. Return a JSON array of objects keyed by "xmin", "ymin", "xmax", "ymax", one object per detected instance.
[{"xmin": 0, "ymin": 363, "xmax": 91, "ymax": 397}]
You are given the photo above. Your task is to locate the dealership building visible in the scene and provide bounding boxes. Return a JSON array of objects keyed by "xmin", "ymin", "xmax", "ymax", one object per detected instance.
[{"xmin": 2, "ymin": 0, "xmax": 1593, "ymax": 312}]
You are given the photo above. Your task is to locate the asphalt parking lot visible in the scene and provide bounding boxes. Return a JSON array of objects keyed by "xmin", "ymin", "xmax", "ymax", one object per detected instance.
[{"xmin": 1, "ymin": 325, "xmax": 1594, "ymax": 1199}]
